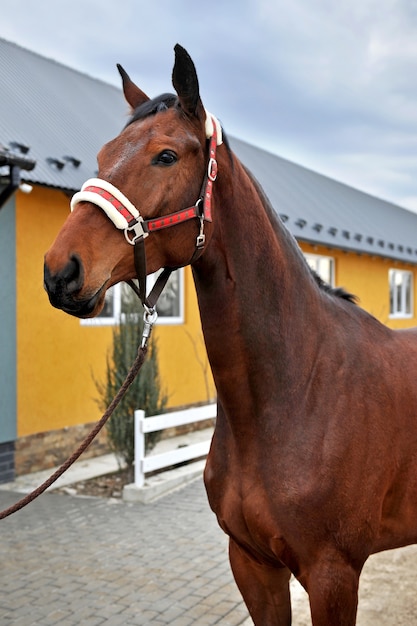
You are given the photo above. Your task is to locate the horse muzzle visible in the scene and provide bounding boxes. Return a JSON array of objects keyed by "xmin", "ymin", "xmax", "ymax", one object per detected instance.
[{"xmin": 43, "ymin": 254, "xmax": 104, "ymax": 318}]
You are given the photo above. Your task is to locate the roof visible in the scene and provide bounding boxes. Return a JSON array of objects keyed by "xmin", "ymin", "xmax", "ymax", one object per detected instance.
[
  {"xmin": 230, "ymin": 137, "xmax": 417, "ymax": 264},
  {"xmin": 1, "ymin": 37, "xmax": 417, "ymax": 264},
  {"xmin": 0, "ymin": 38, "xmax": 126, "ymax": 192}
]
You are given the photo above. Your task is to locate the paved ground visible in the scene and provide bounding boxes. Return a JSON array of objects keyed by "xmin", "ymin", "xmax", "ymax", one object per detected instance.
[
  {"xmin": 0, "ymin": 479, "xmax": 250, "ymax": 626},
  {"xmin": 1, "ymin": 477, "xmax": 417, "ymax": 625}
]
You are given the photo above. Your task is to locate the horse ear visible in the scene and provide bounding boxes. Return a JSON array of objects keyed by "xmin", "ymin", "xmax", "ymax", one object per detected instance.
[
  {"xmin": 172, "ymin": 44, "xmax": 204, "ymax": 120},
  {"xmin": 117, "ymin": 64, "xmax": 150, "ymax": 110}
]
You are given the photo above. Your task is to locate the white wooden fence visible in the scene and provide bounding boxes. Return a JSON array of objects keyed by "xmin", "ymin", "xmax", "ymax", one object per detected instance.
[{"xmin": 134, "ymin": 403, "xmax": 217, "ymax": 488}]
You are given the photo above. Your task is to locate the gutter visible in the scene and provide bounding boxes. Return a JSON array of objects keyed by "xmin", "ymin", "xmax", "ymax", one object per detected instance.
[{"xmin": 0, "ymin": 149, "xmax": 36, "ymax": 209}]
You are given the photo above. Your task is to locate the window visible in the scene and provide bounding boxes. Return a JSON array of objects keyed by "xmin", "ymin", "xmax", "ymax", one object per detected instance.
[
  {"xmin": 389, "ymin": 269, "xmax": 413, "ymax": 318},
  {"xmin": 81, "ymin": 268, "xmax": 184, "ymax": 326},
  {"xmin": 147, "ymin": 268, "xmax": 184, "ymax": 324},
  {"xmin": 304, "ymin": 253, "xmax": 335, "ymax": 286},
  {"xmin": 80, "ymin": 283, "xmax": 123, "ymax": 326}
]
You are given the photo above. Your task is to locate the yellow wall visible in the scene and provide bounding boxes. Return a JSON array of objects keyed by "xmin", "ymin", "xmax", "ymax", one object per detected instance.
[
  {"xmin": 300, "ymin": 242, "xmax": 417, "ymax": 329},
  {"xmin": 16, "ymin": 186, "xmax": 112, "ymax": 436},
  {"xmin": 15, "ymin": 186, "xmax": 415, "ymax": 439},
  {"xmin": 153, "ymin": 269, "xmax": 216, "ymax": 407},
  {"xmin": 15, "ymin": 186, "xmax": 215, "ymax": 438}
]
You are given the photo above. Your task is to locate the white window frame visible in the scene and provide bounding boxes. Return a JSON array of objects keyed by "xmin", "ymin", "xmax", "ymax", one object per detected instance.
[
  {"xmin": 389, "ymin": 269, "xmax": 413, "ymax": 319},
  {"xmin": 80, "ymin": 283, "xmax": 122, "ymax": 326},
  {"xmin": 80, "ymin": 268, "xmax": 185, "ymax": 326},
  {"xmin": 304, "ymin": 253, "xmax": 335, "ymax": 286},
  {"xmin": 147, "ymin": 268, "xmax": 185, "ymax": 325}
]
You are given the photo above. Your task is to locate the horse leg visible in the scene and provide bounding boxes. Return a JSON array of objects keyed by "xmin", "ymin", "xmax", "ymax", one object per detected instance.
[
  {"xmin": 229, "ymin": 538, "xmax": 292, "ymax": 625},
  {"xmin": 302, "ymin": 553, "xmax": 361, "ymax": 626}
]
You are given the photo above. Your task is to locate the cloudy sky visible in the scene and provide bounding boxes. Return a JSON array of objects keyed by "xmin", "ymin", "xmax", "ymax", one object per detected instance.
[{"xmin": 2, "ymin": 0, "xmax": 417, "ymax": 211}]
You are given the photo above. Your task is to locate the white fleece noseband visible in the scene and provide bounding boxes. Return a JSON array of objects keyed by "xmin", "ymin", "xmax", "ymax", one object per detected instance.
[{"xmin": 70, "ymin": 177, "xmax": 141, "ymax": 232}]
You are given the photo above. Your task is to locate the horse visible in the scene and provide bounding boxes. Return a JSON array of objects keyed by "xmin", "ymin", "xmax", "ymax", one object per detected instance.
[{"xmin": 44, "ymin": 45, "xmax": 417, "ymax": 625}]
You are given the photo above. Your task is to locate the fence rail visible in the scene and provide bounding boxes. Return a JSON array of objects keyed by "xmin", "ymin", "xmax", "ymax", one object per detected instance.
[{"xmin": 134, "ymin": 403, "xmax": 217, "ymax": 488}]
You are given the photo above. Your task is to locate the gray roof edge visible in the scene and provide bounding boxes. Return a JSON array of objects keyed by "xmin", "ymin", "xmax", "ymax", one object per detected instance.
[
  {"xmin": 229, "ymin": 136, "xmax": 417, "ymax": 261},
  {"xmin": 294, "ymin": 231, "xmax": 417, "ymax": 265},
  {"xmin": 230, "ymin": 135, "xmax": 413, "ymax": 218},
  {"xmin": 2, "ymin": 37, "xmax": 120, "ymax": 92}
]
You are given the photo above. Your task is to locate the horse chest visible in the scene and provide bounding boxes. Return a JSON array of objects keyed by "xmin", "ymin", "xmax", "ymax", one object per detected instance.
[{"xmin": 204, "ymin": 449, "xmax": 291, "ymax": 565}]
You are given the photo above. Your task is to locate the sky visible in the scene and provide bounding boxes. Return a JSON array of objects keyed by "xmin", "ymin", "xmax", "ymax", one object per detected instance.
[{"xmin": 2, "ymin": 0, "xmax": 417, "ymax": 212}]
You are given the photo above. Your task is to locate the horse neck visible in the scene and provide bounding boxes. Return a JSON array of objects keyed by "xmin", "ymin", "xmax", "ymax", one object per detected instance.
[{"xmin": 192, "ymin": 152, "xmax": 324, "ymax": 407}]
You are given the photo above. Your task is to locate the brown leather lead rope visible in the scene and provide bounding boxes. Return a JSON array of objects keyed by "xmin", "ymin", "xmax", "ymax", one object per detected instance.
[{"xmin": 0, "ymin": 344, "xmax": 148, "ymax": 520}]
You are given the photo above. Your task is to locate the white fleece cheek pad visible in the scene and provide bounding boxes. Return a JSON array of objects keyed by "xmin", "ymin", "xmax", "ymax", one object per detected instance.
[{"xmin": 204, "ymin": 110, "xmax": 223, "ymax": 145}]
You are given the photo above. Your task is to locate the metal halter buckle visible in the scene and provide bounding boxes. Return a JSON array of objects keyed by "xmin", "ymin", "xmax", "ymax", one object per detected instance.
[
  {"xmin": 196, "ymin": 216, "xmax": 205, "ymax": 248},
  {"xmin": 124, "ymin": 219, "xmax": 148, "ymax": 245}
]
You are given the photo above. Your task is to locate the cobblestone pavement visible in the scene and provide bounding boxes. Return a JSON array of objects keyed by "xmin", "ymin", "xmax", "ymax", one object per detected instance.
[
  {"xmin": 0, "ymin": 479, "xmax": 250, "ymax": 626},
  {"xmin": 2, "ymin": 478, "xmax": 417, "ymax": 625}
]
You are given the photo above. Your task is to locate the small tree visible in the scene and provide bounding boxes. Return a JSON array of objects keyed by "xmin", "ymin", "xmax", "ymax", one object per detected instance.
[{"xmin": 94, "ymin": 285, "xmax": 167, "ymax": 480}]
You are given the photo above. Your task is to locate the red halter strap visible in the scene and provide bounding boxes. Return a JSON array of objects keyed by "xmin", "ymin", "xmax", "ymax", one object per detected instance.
[{"xmin": 130, "ymin": 123, "xmax": 218, "ymax": 241}]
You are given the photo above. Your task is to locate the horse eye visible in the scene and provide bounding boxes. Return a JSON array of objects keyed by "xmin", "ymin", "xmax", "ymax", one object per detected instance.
[{"xmin": 154, "ymin": 150, "xmax": 177, "ymax": 166}]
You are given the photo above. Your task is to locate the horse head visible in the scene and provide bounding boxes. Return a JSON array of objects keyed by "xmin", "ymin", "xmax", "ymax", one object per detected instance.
[{"xmin": 44, "ymin": 45, "xmax": 219, "ymax": 318}]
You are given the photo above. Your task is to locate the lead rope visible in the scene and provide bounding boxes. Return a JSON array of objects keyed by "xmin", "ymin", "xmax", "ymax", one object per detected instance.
[
  {"xmin": 1, "ymin": 117, "xmax": 220, "ymax": 520},
  {"xmin": 0, "ymin": 309, "xmax": 155, "ymax": 520}
]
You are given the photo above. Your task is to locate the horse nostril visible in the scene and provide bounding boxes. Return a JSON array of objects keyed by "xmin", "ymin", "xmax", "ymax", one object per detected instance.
[
  {"xmin": 64, "ymin": 254, "xmax": 84, "ymax": 294},
  {"xmin": 44, "ymin": 254, "xmax": 84, "ymax": 298}
]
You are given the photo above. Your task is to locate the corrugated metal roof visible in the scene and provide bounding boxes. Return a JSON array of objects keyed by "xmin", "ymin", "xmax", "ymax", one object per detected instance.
[
  {"xmin": 1, "ymin": 37, "xmax": 417, "ymax": 263},
  {"xmin": 230, "ymin": 138, "xmax": 417, "ymax": 263},
  {"xmin": 0, "ymin": 38, "xmax": 126, "ymax": 192}
]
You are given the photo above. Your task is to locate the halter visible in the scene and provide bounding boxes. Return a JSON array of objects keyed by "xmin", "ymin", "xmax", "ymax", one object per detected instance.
[{"xmin": 70, "ymin": 113, "xmax": 221, "ymax": 317}]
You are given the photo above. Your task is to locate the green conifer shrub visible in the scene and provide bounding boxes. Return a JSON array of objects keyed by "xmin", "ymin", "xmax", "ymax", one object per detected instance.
[{"xmin": 94, "ymin": 285, "xmax": 167, "ymax": 479}]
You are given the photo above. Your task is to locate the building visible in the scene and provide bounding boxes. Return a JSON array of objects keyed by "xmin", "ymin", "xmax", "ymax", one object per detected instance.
[{"xmin": 1, "ymin": 38, "xmax": 416, "ymax": 481}]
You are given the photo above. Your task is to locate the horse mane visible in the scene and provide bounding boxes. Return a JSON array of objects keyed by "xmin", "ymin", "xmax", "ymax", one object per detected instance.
[
  {"xmin": 311, "ymin": 270, "xmax": 357, "ymax": 303},
  {"xmin": 126, "ymin": 93, "xmax": 178, "ymax": 127},
  {"xmin": 126, "ymin": 94, "xmax": 232, "ymax": 153}
]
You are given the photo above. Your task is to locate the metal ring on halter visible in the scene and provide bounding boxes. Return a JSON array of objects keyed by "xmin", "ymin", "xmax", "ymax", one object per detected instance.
[
  {"xmin": 144, "ymin": 306, "xmax": 158, "ymax": 324},
  {"xmin": 208, "ymin": 157, "xmax": 218, "ymax": 182}
]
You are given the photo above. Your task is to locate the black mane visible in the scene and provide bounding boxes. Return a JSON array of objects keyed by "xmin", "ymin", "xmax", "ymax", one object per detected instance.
[
  {"xmin": 125, "ymin": 93, "xmax": 231, "ymax": 151},
  {"xmin": 126, "ymin": 93, "xmax": 177, "ymax": 127},
  {"xmin": 311, "ymin": 269, "xmax": 357, "ymax": 304}
]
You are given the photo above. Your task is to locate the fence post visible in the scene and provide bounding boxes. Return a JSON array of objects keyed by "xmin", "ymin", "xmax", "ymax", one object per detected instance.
[{"xmin": 134, "ymin": 409, "xmax": 146, "ymax": 487}]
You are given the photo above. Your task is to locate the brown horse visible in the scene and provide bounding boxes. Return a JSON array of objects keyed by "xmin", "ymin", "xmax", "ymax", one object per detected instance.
[{"xmin": 44, "ymin": 45, "xmax": 417, "ymax": 625}]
